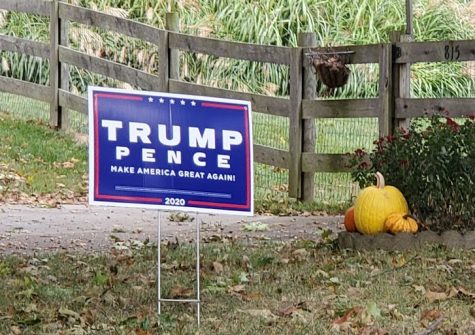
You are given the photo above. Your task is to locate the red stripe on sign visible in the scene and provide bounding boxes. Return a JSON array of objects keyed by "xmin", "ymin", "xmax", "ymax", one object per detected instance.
[
  {"xmin": 187, "ymin": 200, "xmax": 249, "ymax": 209},
  {"xmin": 96, "ymin": 194, "xmax": 163, "ymax": 203},
  {"xmin": 201, "ymin": 102, "xmax": 247, "ymax": 110},
  {"xmin": 95, "ymin": 93, "xmax": 143, "ymax": 101}
]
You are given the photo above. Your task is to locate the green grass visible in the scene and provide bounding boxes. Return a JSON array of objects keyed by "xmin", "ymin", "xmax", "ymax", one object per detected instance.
[
  {"xmin": 0, "ymin": 112, "xmax": 87, "ymax": 201},
  {"xmin": 0, "ymin": 240, "xmax": 474, "ymax": 334}
]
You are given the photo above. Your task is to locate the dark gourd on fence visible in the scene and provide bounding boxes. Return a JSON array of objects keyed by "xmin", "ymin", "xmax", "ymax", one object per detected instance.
[{"xmin": 312, "ymin": 54, "xmax": 350, "ymax": 89}]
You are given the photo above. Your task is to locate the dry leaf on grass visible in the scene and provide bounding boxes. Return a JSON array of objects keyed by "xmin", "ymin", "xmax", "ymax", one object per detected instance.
[
  {"xmin": 277, "ymin": 305, "xmax": 299, "ymax": 317},
  {"xmin": 420, "ymin": 309, "xmax": 442, "ymax": 328},
  {"xmin": 170, "ymin": 285, "xmax": 194, "ymax": 299},
  {"xmin": 228, "ymin": 284, "xmax": 246, "ymax": 294},
  {"xmin": 212, "ymin": 261, "xmax": 224, "ymax": 274},
  {"xmin": 425, "ymin": 286, "xmax": 475, "ymax": 302},
  {"xmin": 291, "ymin": 248, "xmax": 309, "ymax": 261},
  {"xmin": 332, "ymin": 306, "xmax": 363, "ymax": 325},
  {"xmin": 237, "ymin": 309, "xmax": 277, "ymax": 323}
]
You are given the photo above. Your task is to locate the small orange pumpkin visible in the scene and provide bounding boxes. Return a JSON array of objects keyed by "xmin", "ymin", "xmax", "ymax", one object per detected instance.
[
  {"xmin": 344, "ymin": 207, "xmax": 357, "ymax": 232},
  {"xmin": 384, "ymin": 213, "xmax": 418, "ymax": 234}
]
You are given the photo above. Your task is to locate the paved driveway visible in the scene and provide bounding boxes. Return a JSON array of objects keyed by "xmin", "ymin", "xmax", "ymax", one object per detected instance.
[{"xmin": 0, "ymin": 204, "xmax": 343, "ymax": 254}]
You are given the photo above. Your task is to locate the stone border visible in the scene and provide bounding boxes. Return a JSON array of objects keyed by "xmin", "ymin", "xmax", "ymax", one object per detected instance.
[{"xmin": 338, "ymin": 230, "xmax": 475, "ymax": 251}]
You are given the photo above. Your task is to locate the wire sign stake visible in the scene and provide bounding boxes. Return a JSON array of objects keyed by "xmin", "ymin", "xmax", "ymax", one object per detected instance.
[{"xmin": 157, "ymin": 211, "xmax": 201, "ymax": 326}]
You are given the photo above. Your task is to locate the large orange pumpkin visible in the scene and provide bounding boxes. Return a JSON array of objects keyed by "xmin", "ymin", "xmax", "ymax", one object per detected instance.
[
  {"xmin": 344, "ymin": 207, "xmax": 357, "ymax": 232},
  {"xmin": 354, "ymin": 172, "xmax": 409, "ymax": 235}
]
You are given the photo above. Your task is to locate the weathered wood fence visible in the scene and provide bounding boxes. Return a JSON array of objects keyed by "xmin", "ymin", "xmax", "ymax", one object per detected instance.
[{"xmin": 1, "ymin": 0, "xmax": 475, "ymax": 202}]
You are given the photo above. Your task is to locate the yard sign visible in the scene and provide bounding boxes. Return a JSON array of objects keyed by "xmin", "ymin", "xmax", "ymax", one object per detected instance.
[{"xmin": 88, "ymin": 86, "xmax": 253, "ymax": 216}]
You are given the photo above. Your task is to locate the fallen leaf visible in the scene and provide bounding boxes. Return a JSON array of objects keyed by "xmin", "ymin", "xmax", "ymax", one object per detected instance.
[
  {"xmin": 292, "ymin": 248, "xmax": 309, "ymax": 261},
  {"xmin": 10, "ymin": 326, "xmax": 22, "ymax": 335},
  {"xmin": 242, "ymin": 291, "xmax": 263, "ymax": 301},
  {"xmin": 62, "ymin": 161, "xmax": 75, "ymax": 168},
  {"xmin": 238, "ymin": 309, "xmax": 277, "ymax": 322},
  {"xmin": 58, "ymin": 307, "xmax": 80, "ymax": 320},
  {"xmin": 170, "ymin": 285, "xmax": 194, "ymax": 299},
  {"xmin": 277, "ymin": 304, "xmax": 299, "ymax": 317},
  {"xmin": 228, "ymin": 284, "xmax": 245, "ymax": 294},
  {"xmin": 332, "ymin": 306, "xmax": 362, "ymax": 324},
  {"xmin": 360, "ymin": 327, "xmax": 389, "ymax": 335},
  {"xmin": 331, "ymin": 320, "xmax": 353, "ymax": 332},
  {"xmin": 425, "ymin": 290, "xmax": 448, "ymax": 303},
  {"xmin": 454, "ymin": 286, "xmax": 475, "ymax": 299},
  {"xmin": 212, "ymin": 261, "xmax": 224, "ymax": 274},
  {"xmin": 421, "ymin": 309, "xmax": 442, "ymax": 328},
  {"xmin": 413, "ymin": 285, "xmax": 426, "ymax": 294},
  {"xmin": 392, "ymin": 255, "xmax": 406, "ymax": 268},
  {"xmin": 425, "ymin": 286, "xmax": 475, "ymax": 303},
  {"xmin": 135, "ymin": 330, "xmax": 153, "ymax": 335}
]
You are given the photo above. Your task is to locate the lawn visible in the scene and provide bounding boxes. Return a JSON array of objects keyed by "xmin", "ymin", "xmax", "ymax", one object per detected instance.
[
  {"xmin": 0, "ymin": 111, "xmax": 87, "ymax": 204},
  {"xmin": 0, "ymin": 239, "xmax": 474, "ymax": 334}
]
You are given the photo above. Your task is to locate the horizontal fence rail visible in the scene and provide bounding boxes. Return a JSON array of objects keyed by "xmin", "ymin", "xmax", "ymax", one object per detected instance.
[
  {"xmin": 302, "ymin": 99, "xmax": 380, "ymax": 118},
  {"xmin": 169, "ymin": 80, "xmax": 290, "ymax": 117},
  {"xmin": 0, "ymin": 76, "xmax": 50, "ymax": 102},
  {"xmin": 58, "ymin": 90, "xmax": 87, "ymax": 115},
  {"xmin": 0, "ymin": 0, "xmax": 50, "ymax": 16},
  {"xmin": 305, "ymin": 44, "xmax": 381, "ymax": 65},
  {"xmin": 169, "ymin": 32, "xmax": 292, "ymax": 65},
  {"xmin": 254, "ymin": 145, "xmax": 290, "ymax": 169},
  {"xmin": 302, "ymin": 153, "xmax": 352, "ymax": 173},
  {"xmin": 58, "ymin": 3, "xmax": 163, "ymax": 45},
  {"xmin": 59, "ymin": 47, "xmax": 163, "ymax": 91},
  {"xmin": 395, "ymin": 40, "xmax": 475, "ymax": 63},
  {"xmin": 0, "ymin": 35, "xmax": 50, "ymax": 58},
  {"xmin": 0, "ymin": 0, "xmax": 474, "ymax": 202},
  {"xmin": 396, "ymin": 98, "xmax": 475, "ymax": 118}
]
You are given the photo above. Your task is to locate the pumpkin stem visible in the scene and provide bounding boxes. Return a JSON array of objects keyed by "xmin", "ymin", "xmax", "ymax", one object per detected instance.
[{"xmin": 375, "ymin": 172, "xmax": 385, "ymax": 189}]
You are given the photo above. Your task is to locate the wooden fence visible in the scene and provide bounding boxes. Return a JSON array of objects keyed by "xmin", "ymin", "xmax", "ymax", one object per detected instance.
[{"xmin": 1, "ymin": 0, "xmax": 475, "ymax": 202}]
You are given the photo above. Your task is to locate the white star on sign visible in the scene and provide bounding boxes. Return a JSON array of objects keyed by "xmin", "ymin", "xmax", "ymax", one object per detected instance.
[
  {"xmin": 148, "ymin": 97, "xmax": 153, "ymax": 102},
  {"xmin": 180, "ymin": 100, "xmax": 186, "ymax": 105},
  {"xmin": 170, "ymin": 99, "xmax": 175, "ymax": 104},
  {"xmin": 159, "ymin": 98, "xmax": 165, "ymax": 103},
  {"xmin": 191, "ymin": 101, "xmax": 196, "ymax": 106}
]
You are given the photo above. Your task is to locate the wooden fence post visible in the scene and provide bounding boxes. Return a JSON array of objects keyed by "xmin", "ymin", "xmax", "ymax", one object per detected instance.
[
  {"xmin": 158, "ymin": 29, "xmax": 169, "ymax": 92},
  {"xmin": 378, "ymin": 43, "xmax": 394, "ymax": 136},
  {"xmin": 288, "ymin": 45, "xmax": 303, "ymax": 199},
  {"xmin": 298, "ymin": 33, "xmax": 317, "ymax": 202},
  {"xmin": 60, "ymin": 1, "xmax": 70, "ymax": 129},
  {"xmin": 49, "ymin": 0, "xmax": 68, "ymax": 129},
  {"xmin": 49, "ymin": 0, "xmax": 60, "ymax": 128},
  {"xmin": 166, "ymin": 12, "xmax": 179, "ymax": 85},
  {"xmin": 391, "ymin": 31, "xmax": 412, "ymax": 130}
]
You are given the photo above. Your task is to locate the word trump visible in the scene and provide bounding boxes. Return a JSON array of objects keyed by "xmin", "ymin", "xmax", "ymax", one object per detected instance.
[{"xmin": 101, "ymin": 120, "xmax": 244, "ymax": 169}]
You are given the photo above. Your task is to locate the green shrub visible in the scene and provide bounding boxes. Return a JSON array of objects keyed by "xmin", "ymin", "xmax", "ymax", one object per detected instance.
[{"xmin": 350, "ymin": 115, "xmax": 475, "ymax": 233}]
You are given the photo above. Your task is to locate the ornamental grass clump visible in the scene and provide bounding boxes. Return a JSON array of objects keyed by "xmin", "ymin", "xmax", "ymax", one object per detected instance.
[{"xmin": 351, "ymin": 115, "xmax": 475, "ymax": 233}]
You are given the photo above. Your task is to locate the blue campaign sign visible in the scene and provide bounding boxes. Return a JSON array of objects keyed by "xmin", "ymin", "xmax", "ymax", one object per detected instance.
[{"xmin": 88, "ymin": 86, "xmax": 253, "ymax": 216}]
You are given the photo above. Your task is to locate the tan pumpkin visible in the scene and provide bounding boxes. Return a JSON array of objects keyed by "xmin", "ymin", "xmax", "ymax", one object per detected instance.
[
  {"xmin": 344, "ymin": 206, "xmax": 357, "ymax": 232},
  {"xmin": 354, "ymin": 172, "xmax": 409, "ymax": 235},
  {"xmin": 385, "ymin": 213, "xmax": 418, "ymax": 234}
]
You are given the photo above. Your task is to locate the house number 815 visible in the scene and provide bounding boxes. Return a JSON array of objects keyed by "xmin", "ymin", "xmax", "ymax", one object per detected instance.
[{"xmin": 445, "ymin": 45, "xmax": 460, "ymax": 61}]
